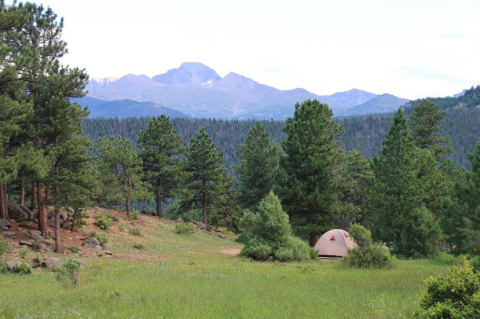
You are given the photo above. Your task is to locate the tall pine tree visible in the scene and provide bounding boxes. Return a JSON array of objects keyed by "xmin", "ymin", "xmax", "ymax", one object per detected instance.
[
  {"xmin": 137, "ymin": 115, "xmax": 186, "ymax": 217},
  {"xmin": 275, "ymin": 100, "xmax": 344, "ymax": 246}
]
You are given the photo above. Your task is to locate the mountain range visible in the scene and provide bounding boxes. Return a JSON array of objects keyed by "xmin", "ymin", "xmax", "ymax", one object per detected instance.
[{"xmin": 82, "ymin": 62, "xmax": 410, "ymax": 119}]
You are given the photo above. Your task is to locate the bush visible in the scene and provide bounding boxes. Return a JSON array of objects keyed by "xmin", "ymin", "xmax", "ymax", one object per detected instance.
[
  {"xmin": 97, "ymin": 216, "xmax": 113, "ymax": 229},
  {"xmin": 343, "ymin": 224, "xmax": 393, "ymax": 269},
  {"xmin": 32, "ymin": 242, "xmax": 42, "ymax": 252},
  {"xmin": 239, "ymin": 192, "xmax": 315, "ymax": 262},
  {"xmin": 55, "ymin": 259, "xmax": 81, "ymax": 288},
  {"xmin": 18, "ymin": 248, "xmax": 29, "ymax": 258},
  {"xmin": 95, "ymin": 234, "xmax": 108, "ymax": 245},
  {"xmin": 129, "ymin": 228, "xmax": 141, "ymax": 236},
  {"xmin": 70, "ymin": 246, "xmax": 81, "ymax": 253},
  {"xmin": 411, "ymin": 262, "xmax": 480, "ymax": 319},
  {"xmin": 175, "ymin": 223, "xmax": 196, "ymax": 236},
  {"xmin": 0, "ymin": 240, "xmax": 11, "ymax": 260},
  {"xmin": 118, "ymin": 224, "xmax": 125, "ymax": 232},
  {"xmin": 130, "ymin": 209, "xmax": 139, "ymax": 219},
  {"xmin": 14, "ymin": 261, "xmax": 32, "ymax": 275},
  {"xmin": 133, "ymin": 243, "xmax": 144, "ymax": 249}
]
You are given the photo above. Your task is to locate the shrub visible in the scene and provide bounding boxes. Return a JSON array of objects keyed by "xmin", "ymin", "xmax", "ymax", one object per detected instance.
[
  {"xmin": 95, "ymin": 234, "xmax": 108, "ymax": 245},
  {"xmin": 97, "ymin": 216, "xmax": 113, "ymax": 229},
  {"xmin": 89, "ymin": 231, "xmax": 97, "ymax": 238},
  {"xmin": 175, "ymin": 223, "xmax": 196, "ymax": 236},
  {"xmin": 411, "ymin": 262, "xmax": 480, "ymax": 319},
  {"xmin": 19, "ymin": 221, "xmax": 29, "ymax": 227},
  {"xmin": 239, "ymin": 192, "xmax": 315, "ymax": 262},
  {"xmin": 14, "ymin": 261, "xmax": 32, "ymax": 275},
  {"xmin": 0, "ymin": 240, "xmax": 11, "ymax": 260},
  {"xmin": 133, "ymin": 243, "xmax": 144, "ymax": 249},
  {"xmin": 118, "ymin": 224, "xmax": 125, "ymax": 232},
  {"xmin": 70, "ymin": 246, "xmax": 82, "ymax": 253},
  {"xmin": 343, "ymin": 224, "xmax": 392, "ymax": 269},
  {"xmin": 55, "ymin": 259, "xmax": 81, "ymax": 288},
  {"xmin": 18, "ymin": 247, "xmax": 29, "ymax": 258},
  {"xmin": 32, "ymin": 242, "xmax": 42, "ymax": 252},
  {"xmin": 129, "ymin": 228, "xmax": 141, "ymax": 236},
  {"xmin": 130, "ymin": 209, "xmax": 139, "ymax": 219}
]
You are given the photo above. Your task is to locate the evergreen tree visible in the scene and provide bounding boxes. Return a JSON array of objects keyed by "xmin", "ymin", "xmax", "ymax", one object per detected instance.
[
  {"xmin": 370, "ymin": 109, "xmax": 440, "ymax": 257},
  {"xmin": 137, "ymin": 115, "xmax": 186, "ymax": 217},
  {"xmin": 409, "ymin": 100, "xmax": 454, "ymax": 162},
  {"xmin": 96, "ymin": 136, "xmax": 148, "ymax": 215},
  {"xmin": 275, "ymin": 100, "xmax": 344, "ymax": 246},
  {"xmin": 182, "ymin": 128, "xmax": 227, "ymax": 224},
  {"xmin": 234, "ymin": 121, "xmax": 281, "ymax": 211}
]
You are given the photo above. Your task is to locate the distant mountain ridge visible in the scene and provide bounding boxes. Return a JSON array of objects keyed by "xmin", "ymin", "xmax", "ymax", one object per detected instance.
[{"xmin": 84, "ymin": 62, "xmax": 409, "ymax": 119}]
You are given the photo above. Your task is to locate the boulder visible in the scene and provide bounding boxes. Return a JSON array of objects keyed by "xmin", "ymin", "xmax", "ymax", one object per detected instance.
[
  {"xmin": 47, "ymin": 219, "xmax": 55, "ymax": 227},
  {"xmin": 44, "ymin": 239, "xmax": 55, "ymax": 246},
  {"xmin": 6, "ymin": 259, "xmax": 31, "ymax": 273},
  {"xmin": 19, "ymin": 240, "xmax": 33, "ymax": 246},
  {"xmin": 30, "ymin": 230, "xmax": 41, "ymax": 236},
  {"xmin": 193, "ymin": 221, "xmax": 207, "ymax": 229},
  {"xmin": 29, "ymin": 258, "xmax": 43, "ymax": 268},
  {"xmin": 0, "ymin": 219, "xmax": 11, "ymax": 228},
  {"xmin": 18, "ymin": 204, "xmax": 34, "ymax": 220},
  {"xmin": 174, "ymin": 218, "xmax": 185, "ymax": 224},
  {"xmin": 105, "ymin": 250, "xmax": 113, "ymax": 255},
  {"xmin": 7, "ymin": 202, "xmax": 24, "ymax": 219},
  {"xmin": 2, "ymin": 231, "xmax": 15, "ymax": 238},
  {"xmin": 43, "ymin": 257, "xmax": 64, "ymax": 270},
  {"xmin": 83, "ymin": 238, "xmax": 100, "ymax": 249},
  {"xmin": 218, "ymin": 234, "xmax": 226, "ymax": 239},
  {"xmin": 30, "ymin": 233, "xmax": 43, "ymax": 241}
]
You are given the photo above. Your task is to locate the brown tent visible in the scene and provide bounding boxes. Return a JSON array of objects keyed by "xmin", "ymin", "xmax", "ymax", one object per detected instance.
[{"xmin": 314, "ymin": 229, "xmax": 358, "ymax": 258}]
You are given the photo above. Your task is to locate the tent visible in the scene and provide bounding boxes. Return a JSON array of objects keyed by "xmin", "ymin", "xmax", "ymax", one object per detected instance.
[{"xmin": 314, "ymin": 229, "xmax": 358, "ymax": 258}]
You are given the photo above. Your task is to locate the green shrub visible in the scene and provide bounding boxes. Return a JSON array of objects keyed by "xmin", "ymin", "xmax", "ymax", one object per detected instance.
[
  {"xmin": 133, "ymin": 243, "xmax": 144, "ymax": 249},
  {"xmin": 343, "ymin": 224, "xmax": 393, "ymax": 269},
  {"xmin": 118, "ymin": 224, "xmax": 125, "ymax": 232},
  {"xmin": 0, "ymin": 240, "xmax": 11, "ymax": 260},
  {"xmin": 32, "ymin": 242, "xmax": 42, "ymax": 252},
  {"xmin": 19, "ymin": 221, "xmax": 29, "ymax": 227},
  {"xmin": 95, "ymin": 234, "xmax": 108, "ymax": 245},
  {"xmin": 129, "ymin": 228, "xmax": 141, "ymax": 236},
  {"xmin": 89, "ymin": 231, "xmax": 97, "ymax": 238},
  {"xmin": 130, "ymin": 209, "xmax": 139, "ymax": 219},
  {"xmin": 70, "ymin": 246, "xmax": 81, "ymax": 253},
  {"xmin": 55, "ymin": 259, "xmax": 81, "ymax": 288},
  {"xmin": 14, "ymin": 261, "xmax": 32, "ymax": 275},
  {"xmin": 175, "ymin": 223, "xmax": 196, "ymax": 236},
  {"xmin": 18, "ymin": 247, "xmax": 29, "ymax": 258},
  {"xmin": 411, "ymin": 262, "xmax": 480, "ymax": 319},
  {"xmin": 239, "ymin": 192, "xmax": 315, "ymax": 262},
  {"xmin": 97, "ymin": 216, "xmax": 113, "ymax": 229}
]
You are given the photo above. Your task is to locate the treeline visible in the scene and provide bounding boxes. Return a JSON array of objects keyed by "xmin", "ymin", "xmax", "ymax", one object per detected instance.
[{"xmin": 82, "ymin": 107, "xmax": 480, "ymax": 172}]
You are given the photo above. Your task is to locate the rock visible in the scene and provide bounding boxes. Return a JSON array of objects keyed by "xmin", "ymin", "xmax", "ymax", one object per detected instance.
[
  {"xmin": 79, "ymin": 236, "xmax": 89, "ymax": 240},
  {"xmin": 1, "ymin": 226, "xmax": 8, "ymax": 231},
  {"xmin": 30, "ymin": 233, "xmax": 43, "ymax": 241},
  {"xmin": 215, "ymin": 228, "xmax": 223, "ymax": 232},
  {"xmin": 6, "ymin": 259, "xmax": 31, "ymax": 273},
  {"xmin": 218, "ymin": 234, "xmax": 226, "ymax": 239},
  {"xmin": 105, "ymin": 250, "xmax": 113, "ymax": 255},
  {"xmin": 43, "ymin": 257, "xmax": 64, "ymax": 270},
  {"xmin": 29, "ymin": 258, "xmax": 43, "ymax": 268},
  {"xmin": 193, "ymin": 221, "xmax": 206, "ymax": 229},
  {"xmin": 47, "ymin": 219, "xmax": 55, "ymax": 227},
  {"xmin": 19, "ymin": 240, "xmax": 33, "ymax": 246},
  {"xmin": 62, "ymin": 222, "xmax": 72, "ymax": 229},
  {"xmin": 2, "ymin": 231, "xmax": 15, "ymax": 238},
  {"xmin": 83, "ymin": 238, "xmax": 100, "ymax": 249},
  {"xmin": 174, "ymin": 218, "xmax": 185, "ymax": 224},
  {"xmin": 206, "ymin": 225, "xmax": 215, "ymax": 232},
  {"xmin": 7, "ymin": 202, "xmax": 24, "ymax": 219},
  {"xmin": 33, "ymin": 218, "xmax": 38, "ymax": 223},
  {"xmin": 32, "ymin": 208, "xmax": 38, "ymax": 219},
  {"xmin": 0, "ymin": 219, "xmax": 11, "ymax": 228},
  {"xmin": 18, "ymin": 204, "xmax": 34, "ymax": 220},
  {"xmin": 12, "ymin": 242, "xmax": 20, "ymax": 247},
  {"xmin": 44, "ymin": 239, "xmax": 55, "ymax": 246}
]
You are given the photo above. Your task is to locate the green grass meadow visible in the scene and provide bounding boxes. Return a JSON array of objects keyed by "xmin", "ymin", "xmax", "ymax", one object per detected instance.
[{"xmin": 0, "ymin": 212, "xmax": 458, "ymax": 318}]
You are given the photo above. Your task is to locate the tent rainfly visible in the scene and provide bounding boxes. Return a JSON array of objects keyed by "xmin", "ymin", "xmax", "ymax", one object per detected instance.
[{"xmin": 314, "ymin": 229, "xmax": 358, "ymax": 258}]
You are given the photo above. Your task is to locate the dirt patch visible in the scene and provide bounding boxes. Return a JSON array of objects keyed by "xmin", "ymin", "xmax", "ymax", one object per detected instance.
[{"xmin": 219, "ymin": 248, "xmax": 241, "ymax": 256}]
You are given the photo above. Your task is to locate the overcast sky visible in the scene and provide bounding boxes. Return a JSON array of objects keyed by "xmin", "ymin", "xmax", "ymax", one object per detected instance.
[{"xmin": 12, "ymin": 0, "xmax": 480, "ymax": 99}]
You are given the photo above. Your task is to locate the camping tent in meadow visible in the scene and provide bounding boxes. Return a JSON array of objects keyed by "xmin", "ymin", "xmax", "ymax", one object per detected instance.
[{"xmin": 314, "ymin": 229, "xmax": 358, "ymax": 258}]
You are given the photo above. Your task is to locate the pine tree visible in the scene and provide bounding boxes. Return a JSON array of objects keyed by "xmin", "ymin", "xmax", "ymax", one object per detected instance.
[
  {"xmin": 96, "ymin": 136, "xmax": 148, "ymax": 215},
  {"xmin": 182, "ymin": 128, "xmax": 227, "ymax": 224},
  {"xmin": 370, "ymin": 109, "xmax": 440, "ymax": 257},
  {"xmin": 409, "ymin": 100, "xmax": 454, "ymax": 162},
  {"xmin": 234, "ymin": 121, "xmax": 281, "ymax": 211},
  {"xmin": 275, "ymin": 100, "xmax": 344, "ymax": 246},
  {"xmin": 137, "ymin": 115, "xmax": 186, "ymax": 217}
]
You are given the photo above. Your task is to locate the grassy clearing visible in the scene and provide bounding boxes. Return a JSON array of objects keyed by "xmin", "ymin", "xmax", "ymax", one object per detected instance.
[{"xmin": 0, "ymin": 209, "xmax": 460, "ymax": 318}]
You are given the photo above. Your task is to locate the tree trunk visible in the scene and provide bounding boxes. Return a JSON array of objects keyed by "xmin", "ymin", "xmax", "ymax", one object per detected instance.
[
  {"xmin": 37, "ymin": 183, "xmax": 48, "ymax": 238},
  {"xmin": 309, "ymin": 233, "xmax": 317, "ymax": 247},
  {"xmin": 20, "ymin": 180, "xmax": 25, "ymax": 205},
  {"xmin": 156, "ymin": 193, "xmax": 163, "ymax": 218},
  {"xmin": 126, "ymin": 197, "xmax": 130, "ymax": 216},
  {"xmin": 31, "ymin": 183, "xmax": 37, "ymax": 211},
  {"xmin": 202, "ymin": 191, "xmax": 207, "ymax": 224},
  {"xmin": 0, "ymin": 181, "xmax": 6, "ymax": 220},
  {"xmin": 54, "ymin": 208, "xmax": 61, "ymax": 253},
  {"xmin": 45, "ymin": 186, "xmax": 50, "ymax": 202}
]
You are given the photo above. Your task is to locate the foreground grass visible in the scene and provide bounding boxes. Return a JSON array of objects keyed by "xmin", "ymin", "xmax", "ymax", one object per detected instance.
[
  {"xmin": 0, "ymin": 211, "xmax": 459, "ymax": 318},
  {"xmin": 0, "ymin": 255, "xmax": 453, "ymax": 318}
]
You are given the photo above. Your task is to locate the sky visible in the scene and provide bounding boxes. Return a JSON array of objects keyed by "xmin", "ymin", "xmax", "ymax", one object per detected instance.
[{"xmin": 10, "ymin": 0, "xmax": 480, "ymax": 99}]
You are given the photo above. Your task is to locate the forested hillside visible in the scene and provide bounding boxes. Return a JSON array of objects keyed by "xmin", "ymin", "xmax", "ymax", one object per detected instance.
[{"xmin": 82, "ymin": 107, "xmax": 480, "ymax": 172}]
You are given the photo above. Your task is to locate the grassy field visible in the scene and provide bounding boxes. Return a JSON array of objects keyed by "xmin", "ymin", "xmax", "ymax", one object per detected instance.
[{"xmin": 0, "ymin": 209, "xmax": 459, "ymax": 319}]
